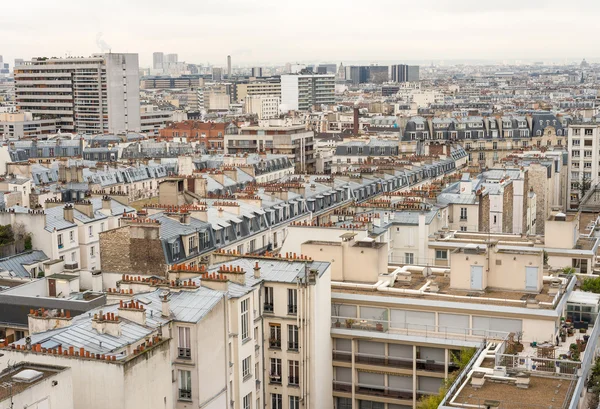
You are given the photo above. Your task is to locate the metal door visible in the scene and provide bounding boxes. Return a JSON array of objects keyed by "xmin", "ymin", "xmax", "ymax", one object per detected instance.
[
  {"xmin": 48, "ymin": 279, "xmax": 56, "ymax": 297},
  {"xmin": 525, "ymin": 267, "xmax": 538, "ymax": 291},
  {"xmin": 470, "ymin": 266, "xmax": 483, "ymax": 290}
]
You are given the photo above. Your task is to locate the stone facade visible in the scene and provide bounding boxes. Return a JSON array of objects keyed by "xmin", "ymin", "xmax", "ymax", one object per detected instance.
[
  {"xmin": 503, "ymin": 182, "xmax": 514, "ymax": 233},
  {"xmin": 99, "ymin": 226, "xmax": 167, "ymax": 276},
  {"xmin": 478, "ymin": 193, "xmax": 490, "ymax": 232}
]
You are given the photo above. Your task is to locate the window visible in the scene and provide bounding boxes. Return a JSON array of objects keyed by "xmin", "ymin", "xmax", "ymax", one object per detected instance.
[
  {"xmin": 71, "ymin": 252, "xmax": 76, "ymax": 261},
  {"xmin": 88, "ymin": 226, "xmax": 93, "ymax": 237},
  {"xmin": 271, "ymin": 394, "xmax": 282, "ymax": 409},
  {"xmin": 585, "ymin": 128, "xmax": 594, "ymax": 136},
  {"xmin": 178, "ymin": 327, "xmax": 191, "ymax": 358},
  {"xmin": 573, "ymin": 140, "xmax": 581, "ymax": 146},
  {"xmin": 57, "ymin": 234, "xmax": 63, "ymax": 249},
  {"xmin": 90, "ymin": 246, "xmax": 95, "ymax": 257},
  {"xmin": 178, "ymin": 370, "xmax": 192, "ymax": 400},
  {"xmin": 465, "ymin": 131, "xmax": 471, "ymax": 139},
  {"xmin": 288, "ymin": 289, "xmax": 298, "ymax": 314},
  {"xmin": 243, "ymin": 393, "xmax": 251, "ymax": 409},
  {"xmin": 460, "ymin": 226, "xmax": 467, "ymax": 232},
  {"xmin": 69, "ymin": 231, "xmax": 74, "ymax": 242},
  {"xmin": 289, "ymin": 396, "xmax": 300, "ymax": 409},
  {"xmin": 585, "ymin": 151, "xmax": 593, "ymax": 157},
  {"xmin": 270, "ymin": 359, "xmax": 282, "ymax": 384},
  {"xmin": 241, "ymin": 299, "xmax": 250, "ymax": 341},
  {"xmin": 405, "ymin": 253, "xmax": 414, "ymax": 264},
  {"xmin": 288, "ymin": 360, "xmax": 299, "ymax": 385},
  {"xmin": 264, "ymin": 287, "xmax": 274, "ymax": 313},
  {"xmin": 288, "ymin": 325, "xmax": 298, "ymax": 350},
  {"xmin": 460, "ymin": 207, "xmax": 467, "ymax": 220},
  {"xmin": 269, "ymin": 324, "xmax": 281, "ymax": 348},
  {"xmin": 435, "ymin": 250, "xmax": 448, "ymax": 260},
  {"xmin": 188, "ymin": 235, "xmax": 197, "ymax": 252},
  {"xmin": 172, "ymin": 241, "xmax": 180, "ymax": 257},
  {"xmin": 492, "ymin": 142, "xmax": 497, "ymax": 150},
  {"xmin": 478, "ymin": 152, "xmax": 485, "ymax": 161},
  {"xmin": 242, "ymin": 356, "xmax": 252, "ymax": 380},
  {"xmin": 585, "ymin": 140, "xmax": 594, "ymax": 146}
]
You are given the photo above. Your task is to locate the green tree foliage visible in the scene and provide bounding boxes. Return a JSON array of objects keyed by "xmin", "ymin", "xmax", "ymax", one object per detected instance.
[
  {"xmin": 581, "ymin": 276, "xmax": 600, "ymax": 294},
  {"xmin": 0, "ymin": 225, "xmax": 15, "ymax": 245}
]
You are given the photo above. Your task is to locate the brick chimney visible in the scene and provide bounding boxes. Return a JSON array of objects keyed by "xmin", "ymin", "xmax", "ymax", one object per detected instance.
[
  {"xmin": 253, "ymin": 262, "xmax": 261, "ymax": 279},
  {"xmin": 28, "ymin": 308, "xmax": 73, "ymax": 335},
  {"xmin": 63, "ymin": 204, "xmax": 74, "ymax": 223},
  {"xmin": 101, "ymin": 196, "xmax": 112, "ymax": 211},
  {"xmin": 74, "ymin": 200, "xmax": 94, "ymax": 218},
  {"xmin": 118, "ymin": 299, "xmax": 146, "ymax": 326},
  {"xmin": 92, "ymin": 310, "xmax": 122, "ymax": 337}
]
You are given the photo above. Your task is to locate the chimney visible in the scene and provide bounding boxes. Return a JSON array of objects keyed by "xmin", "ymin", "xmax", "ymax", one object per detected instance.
[
  {"xmin": 63, "ymin": 204, "xmax": 74, "ymax": 223},
  {"xmin": 92, "ymin": 311, "xmax": 122, "ymax": 337},
  {"xmin": 353, "ymin": 107, "xmax": 359, "ymax": 135},
  {"xmin": 161, "ymin": 293, "xmax": 171, "ymax": 317},
  {"xmin": 74, "ymin": 200, "xmax": 94, "ymax": 219},
  {"xmin": 28, "ymin": 308, "xmax": 73, "ymax": 335},
  {"xmin": 102, "ymin": 196, "xmax": 112, "ymax": 211},
  {"xmin": 253, "ymin": 262, "xmax": 261, "ymax": 279},
  {"xmin": 181, "ymin": 212, "xmax": 191, "ymax": 225},
  {"xmin": 118, "ymin": 299, "xmax": 147, "ymax": 326}
]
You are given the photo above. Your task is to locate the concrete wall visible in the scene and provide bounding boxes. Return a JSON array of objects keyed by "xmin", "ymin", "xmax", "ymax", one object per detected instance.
[
  {"xmin": 310, "ymin": 265, "xmax": 333, "ymax": 409},
  {"xmin": 545, "ymin": 215, "xmax": 579, "ymax": 250},
  {"xmin": 0, "ymin": 366, "xmax": 74, "ymax": 409},
  {"xmin": 280, "ymin": 226, "xmax": 368, "ymax": 255},
  {"xmin": 106, "ymin": 53, "xmax": 141, "ymax": 133}
]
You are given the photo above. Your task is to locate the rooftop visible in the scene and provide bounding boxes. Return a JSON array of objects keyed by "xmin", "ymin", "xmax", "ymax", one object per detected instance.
[{"xmin": 0, "ymin": 362, "xmax": 68, "ymax": 403}]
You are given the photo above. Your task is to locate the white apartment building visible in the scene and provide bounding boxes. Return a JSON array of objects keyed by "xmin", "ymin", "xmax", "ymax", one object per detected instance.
[
  {"xmin": 0, "ymin": 197, "xmax": 135, "ymax": 273},
  {"xmin": 140, "ymin": 104, "xmax": 173, "ymax": 136},
  {"xmin": 567, "ymin": 123, "xmax": 600, "ymax": 208},
  {"xmin": 235, "ymin": 82, "xmax": 282, "ymax": 103},
  {"xmin": 14, "ymin": 53, "xmax": 141, "ymax": 134},
  {"xmin": 245, "ymin": 95, "xmax": 281, "ymax": 119},
  {"xmin": 281, "ymin": 74, "xmax": 335, "ymax": 111}
]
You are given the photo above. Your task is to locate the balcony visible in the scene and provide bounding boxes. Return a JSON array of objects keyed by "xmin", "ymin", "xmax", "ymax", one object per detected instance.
[
  {"xmin": 263, "ymin": 303, "xmax": 274, "ymax": 313},
  {"xmin": 58, "ymin": 243, "xmax": 64, "ymax": 249},
  {"xmin": 356, "ymin": 384, "xmax": 413, "ymax": 400},
  {"xmin": 288, "ymin": 342, "xmax": 299, "ymax": 351},
  {"xmin": 333, "ymin": 381, "xmax": 352, "ymax": 393},
  {"xmin": 288, "ymin": 304, "xmax": 298, "ymax": 315},
  {"xmin": 177, "ymin": 347, "xmax": 191, "ymax": 359},
  {"xmin": 332, "ymin": 350, "xmax": 352, "ymax": 363},
  {"xmin": 288, "ymin": 376, "xmax": 299, "ymax": 386},
  {"xmin": 63, "ymin": 262, "xmax": 79, "ymax": 271},
  {"xmin": 355, "ymin": 353, "xmax": 414, "ymax": 370},
  {"xmin": 269, "ymin": 374, "xmax": 282, "ymax": 384},
  {"xmin": 178, "ymin": 389, "xmax": 192, "ymax": 401},
  {"xmin": 269, "ymin": 338, "xmax": 281, "ymax": 349}
]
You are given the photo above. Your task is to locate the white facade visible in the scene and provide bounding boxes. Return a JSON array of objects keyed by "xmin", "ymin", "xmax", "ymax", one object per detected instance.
[
  {"xmin": 14, "ymin": 54, "xmax": 141, "ymax": 134},
  {"xmin": 568, "ymin": 123, "xmax": 600, "ymax": 207},
  {"xmin": 244, "ymin": 95, "xmax": 281, "ymax": 119},
  {"xmin": 281, "ymin": 74, "xmax": 335, "ymax": 111}
]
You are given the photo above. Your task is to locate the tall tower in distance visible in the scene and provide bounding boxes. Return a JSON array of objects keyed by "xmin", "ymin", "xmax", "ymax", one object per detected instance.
[{"xmin": 227, "ymin": 55, "xmax": 232, "ymax": 78}]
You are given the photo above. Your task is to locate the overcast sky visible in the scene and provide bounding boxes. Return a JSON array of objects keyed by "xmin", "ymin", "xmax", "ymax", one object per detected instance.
[{"xmin": 2, "ymin": 0, "xmax": 599, "ymax": 67}]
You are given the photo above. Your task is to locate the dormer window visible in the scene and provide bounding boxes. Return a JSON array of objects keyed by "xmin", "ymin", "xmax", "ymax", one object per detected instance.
[{"xmin": 173, "ymin": 242, "xmax": 180, "ymax": 256}]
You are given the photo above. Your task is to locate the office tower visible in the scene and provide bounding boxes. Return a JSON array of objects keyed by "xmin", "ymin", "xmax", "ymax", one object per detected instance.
[
  {"xmin": 391, "ymin": 64, "xmax": 420, "ymax": 82},
  {"xmin": 368, "ymin": 65, "xmax": 389, "ymax": 83},
  {"xmin": 318, "ymin": 63, "xmax": 337, "ymax": 74},
  {"xmin": 212, "ymin": 67, "xmax": 223, "ymax": 81},
  {"xmin": 152, "ymin": 52, "xmax": 164, "ymax": 70},
  {"xmin": 14, "ymin": 58, "xmax": 24, "ymax": 68},
  {"xmin": 0, "ymin": 56, "xmax": 7, "ymax": 75},
  {"xmin": 165, "ymin": 53, "xmax": 178, "ymax": 63},
  {"xmin": 280, "ymin": 73, "xmax": 335, "ymax": 111},
  {"xmin": 227, "ymin": 55, "xmax": 232, "ymax": 78},
  {"xmin": 251, "ymin": 67, "xmax": 263, "ymax": 77},
  {"xmin": 14, "ymin": 53, "xmax": 141, "ymax": 134}
]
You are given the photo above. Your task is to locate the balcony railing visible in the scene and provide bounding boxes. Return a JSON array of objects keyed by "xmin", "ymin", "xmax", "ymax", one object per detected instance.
[
  {"xmin": 332, "ymin": 350, "xmax": 352, "ymax": 363},
  {"xmin": 269, "ymin": 374, "xmax": 282, "ymax": 384},
  {"xmin": 269, "ymin": 338, "xmax": 281, "ymax": 349},
  {"xmin": 177, "ymin": 347, "xmax": 191, "ymax": 359},
  {"xmin": 356, "ymin": 383, "xmax": 414, "ymax": 400},
  {"xmin": 288, "ymin": 342, "xmax": 299, "ymax": 351},
  {"xmin": 288, "ymin": 304, "xmax": 298, "ymax": 315},
  {"xmin": 178, "ymin": 389, "xmax": 192, "ymax": 400},
  {"xmin": 333, "ymin": 381, "xmax": 352, "ymax": 393},
  {"xmin": 331, "ymin": 316, "xmax": 507, "ymax": 343},
  {"xmin": 288, "ymin": 376, "xmax": 299, "ymax": 386},
  {"xmin": 263, "ymin": 303, "xmax": 274, "ymax": 313}
]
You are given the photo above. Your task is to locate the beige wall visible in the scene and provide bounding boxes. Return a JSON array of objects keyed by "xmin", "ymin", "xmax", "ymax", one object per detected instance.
[{"xmin": 545, "ymin": 214, "xmax": 579, "ymax": 249}]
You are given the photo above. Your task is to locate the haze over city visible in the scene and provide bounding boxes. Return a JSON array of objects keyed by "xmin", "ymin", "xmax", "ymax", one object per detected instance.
[{"xmin": 2, "ymin": 0, "xmax": 600, "ymax": 66}]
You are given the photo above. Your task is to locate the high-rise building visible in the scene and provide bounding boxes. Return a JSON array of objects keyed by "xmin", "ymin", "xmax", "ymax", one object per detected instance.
[
  {"xmin": 14, "ymin": 58, "xmax": 24, "ymax": 68},
  {"xmin": 281, "ymin": 73, "xmax": 335, "ymax": 111},
  {"xmin": 152, "ymin": 52, "xmax": 164, "ymax": 70},
  {"xmin": 227, "ymin": 55, "xmax": 232, "ymax": 78},
  {"xmin": 391, "ymin": 64, "xmax": 420, "ymax": 82},
  {"xmin": 165, "ymin": 53, "xmax": 178, "ymax": 63},
  {"xmin": 212, "ymin": 67, "xmax": 223, "ymax": 81},
  {"xmin": 0, "ymin": 55, "xmax": 8, "ymax": 75},
  {"xmin": 14, "ymin": 53, "xmax": 141, "ymax": 134},
  {"xmin": 346, "ymin": 66, "xmax": 388, "ymax": 85},
  {"xmin": 251, "ymin": 67, "xmax": 263, "ymax": 77}
]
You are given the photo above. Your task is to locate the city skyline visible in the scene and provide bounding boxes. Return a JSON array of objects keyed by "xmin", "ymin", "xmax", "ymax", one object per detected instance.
[{"xmin": 2, "ymin": 0, "xmax": 600, "ymax": 67}]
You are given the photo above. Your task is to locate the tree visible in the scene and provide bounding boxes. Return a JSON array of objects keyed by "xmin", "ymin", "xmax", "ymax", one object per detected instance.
[
  {"xmin": 0, "ymin": 225, "xmax": 14, "ymax": 245},
  {"xmin": 581, "ymin": 276, "xmax": 600, "ymax": 293},
  {"xmin": 572, "ymin": 176, "xmax": 592, "ymax": 200}
]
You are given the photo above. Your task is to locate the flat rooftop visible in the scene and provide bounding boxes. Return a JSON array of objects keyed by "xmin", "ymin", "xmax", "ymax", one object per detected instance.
[
  {"xmin": 452, "ymin": 375, "xmax": 574, "ymax": 409},
  {"xmin": 0, "ymin": 363, "xmax": 67, "ymax": 403},
  {"xmin": 335, "ymin": 272, "xmax": 562, "ymax": 309}
]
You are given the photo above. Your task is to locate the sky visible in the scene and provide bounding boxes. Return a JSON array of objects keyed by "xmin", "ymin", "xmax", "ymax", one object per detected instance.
[{"xmin": 2, "ymin": 0, "xmax": 599, "ymax": 68}]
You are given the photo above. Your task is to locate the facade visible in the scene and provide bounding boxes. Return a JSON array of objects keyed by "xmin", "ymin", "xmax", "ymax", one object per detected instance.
[
  {"xmin": 567, "ymin": 122, "xmax": 600, "ymax": 208},
  {"xmin": 0, "ymin": 111, "xmax": 57, "ymax": 139},
  {"xmin": 251, "ymin": 67, "xmax": 263, "ymax": 77},
  {"xmin": 244, "ymin": 95, "xmax": 281, "ymax": 119},
  {"xmin": 140, "ymin": 105, "xmax": 173, "ymax": 136},
  {"xmin": 281, "ymin": 74, "xmax": 335, "ymax": 111},
  {"xmin": 391, "ymin": 65, "xmax": 420, "ymax": 83},
  {"xmin": 233, "ymin": 81, "xmax": 281, "ymax": 103},
  {"xmin": 14, "ymin": 54, "xmax": 141, "ymax": 134},
  {"xmin": 225, "ymin": 122, "xmax": 316, "ymax": 172},
  {"xmin": 153, "ymin": 52, "xmax": 164, "ymax": 70}
]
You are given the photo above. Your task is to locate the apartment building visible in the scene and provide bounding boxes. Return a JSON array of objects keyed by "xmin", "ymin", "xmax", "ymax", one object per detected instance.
[
  {"xmin": 296, "ymin": 229, "xmax": 597, "ymax": 409},
  {"xmin": 14, "ymin": 54, "xmax": 141, "ymax": 134},
  {"xmin": 233, "ymin": 81, "xmax": 281, "ymax": 103},
  {"xmin": 245, "ymin": 95, "xmax": 281, "ymax": 120},
  {"xmin": 226, "ymin": 121, "xmax": 316, "ymax": 173},
  {"xmin": 567, "ymin": 122, "xmax": 600, "ymax": 208},
  {"xmin": 0, "ymin": 197, "xmax": 135, "ymax": 272},
  {"xmin": 140, "ymin": 105, "xmax": 173, "ymax": 136},
  {"xmin": 281, "ymin": 74, "xmax": 335, "ymax": 111},
  {"xmin": 0, "ymin": 111, "xmax": 57, "ymax": 139},
  {"xmin": 391, "ymin": 65, "xmax": 420, "ymax": 83}
]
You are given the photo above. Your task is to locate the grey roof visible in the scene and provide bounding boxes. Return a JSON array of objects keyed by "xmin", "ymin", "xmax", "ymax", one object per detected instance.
[
  {"xmin": 0, "ymin": 250, "xmax": 49, "ymax": 278},
  {"xmin": 143, "ymin": 287, "xmax": 223, "ymax": 323}
]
